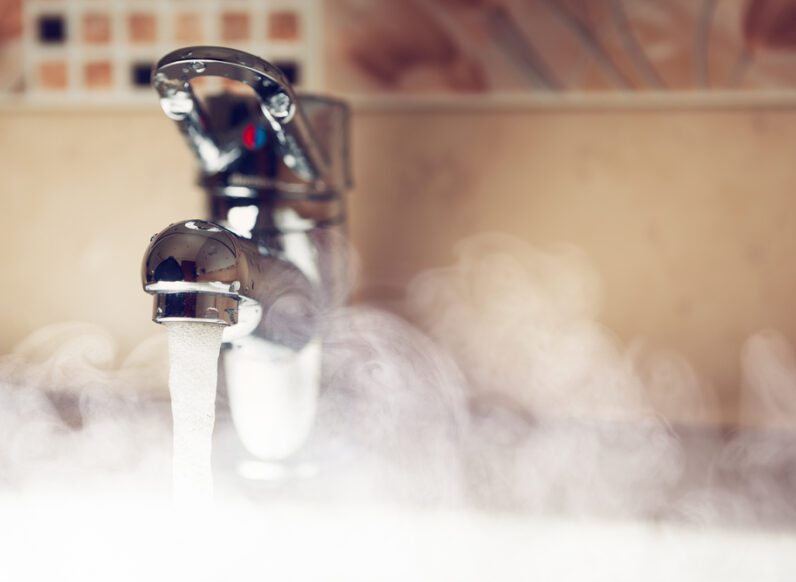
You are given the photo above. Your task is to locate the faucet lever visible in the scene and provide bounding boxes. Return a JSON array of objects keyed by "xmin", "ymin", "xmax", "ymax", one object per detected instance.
[{"xmin": 153, "ymin": 46, "xmax": 331, "ymax": 190}]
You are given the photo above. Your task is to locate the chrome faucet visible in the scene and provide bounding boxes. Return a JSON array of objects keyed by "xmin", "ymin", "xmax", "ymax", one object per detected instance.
[{"xmin": 141, "ymin": 47, "xmax": 351, "ymax": 461}]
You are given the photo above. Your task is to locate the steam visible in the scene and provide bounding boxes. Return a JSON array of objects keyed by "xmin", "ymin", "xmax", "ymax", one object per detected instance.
[
  {"xmin": 0, "ymin": 322, "xmax": 171, "ymax": 496},
  {"xmin": 0, "ymin": 321, "xmax": 169, "ymax": 397},
  {"xmin": 741, "ymin": 329, "xmax": 796, "ymax": 426},
  {"xmin": 1, "ymin": 233, "xmax": 796, "ymax": 578},
  {"xmin": 406, "ymin": 233, "xmax": 712, "ymax": 421},
  {"xmin": 309, "ymin": 306, "xmax": 469, "ymax": 506},
  {"xmin": 404, "ymin": 234, "xmax": 795, "ymax": 522}
]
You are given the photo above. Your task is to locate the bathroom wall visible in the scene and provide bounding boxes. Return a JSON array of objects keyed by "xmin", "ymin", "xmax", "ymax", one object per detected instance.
[{"xmin": 1, "ymin": 103, "xmax": 796, "ymax": 427}]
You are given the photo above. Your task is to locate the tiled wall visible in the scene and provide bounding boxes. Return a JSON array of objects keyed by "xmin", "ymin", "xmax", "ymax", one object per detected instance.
[
  {"xmin": 5, "ymin": 1, "xmax": 796, "ymax": 100},
  {"xmin": 3, "ymin": 0, "xmax": 319, "ymax": 101}
]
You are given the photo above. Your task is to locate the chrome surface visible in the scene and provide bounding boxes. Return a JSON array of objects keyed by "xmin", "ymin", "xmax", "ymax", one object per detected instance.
[
  {"xmin": 142, "ymin": 220, "xmax": 317, "ymax": 348},
  {"xmin": 151, "ymin": 292, "xmax": 240, "ymax": 326},
  {"xmin": 144, "ymin": 47, "xmax": 351, "ymax": 461},
  {"xmin": 152, "ymin": 46, "xmax": 347, "ymax": 196}
]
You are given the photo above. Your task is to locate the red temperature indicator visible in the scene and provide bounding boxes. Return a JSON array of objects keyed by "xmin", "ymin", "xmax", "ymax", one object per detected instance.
[{"xmin": 242, "ymin": 123, "xmax": 267, "ymax": 150}]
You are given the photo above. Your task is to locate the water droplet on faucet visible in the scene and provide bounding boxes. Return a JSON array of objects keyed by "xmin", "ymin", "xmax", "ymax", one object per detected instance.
[
  {"xmin": 160, "ymin": 92, "xmax": 194, "ymax": 120},
  {"xmin": 268, "ymin": 92, "xmax": 291, "ymax": 117},
  {"xmin": 185, "ymin": 220, "xmax": 221, "ymax": 232}
]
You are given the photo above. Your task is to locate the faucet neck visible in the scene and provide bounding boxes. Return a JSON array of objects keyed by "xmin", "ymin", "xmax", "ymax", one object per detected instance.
[
  {"xmin": 154, "ymin": 47, "xmax": 352, "ymax": 198},
  {"xmin": 196, "ymin": 91, "xmax": 351, "ymax": 200},
  {"xmin": 207, "ymin": 192, "xmax": 346, "ymax": 240}
]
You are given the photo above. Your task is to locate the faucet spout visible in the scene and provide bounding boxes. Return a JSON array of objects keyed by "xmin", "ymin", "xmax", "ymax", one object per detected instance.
[{"xmin": 142, "ymin": 219, "xmax": 318, "ymax": 348}]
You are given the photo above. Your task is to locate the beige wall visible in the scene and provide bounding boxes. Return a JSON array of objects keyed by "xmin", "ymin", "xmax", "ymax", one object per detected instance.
[
  {"xmin": 1, "ymin": 104, "xmax": 795, "ymax": 424},
  {"xmin": 349, "ymin": 106, "xmax": 796, "ymax": 425}
]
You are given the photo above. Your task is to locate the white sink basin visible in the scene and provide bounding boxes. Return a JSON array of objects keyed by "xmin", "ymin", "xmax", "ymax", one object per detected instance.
[{"xmin": 1, "ymin": 494, "xmax": 795, "ymax": 582}]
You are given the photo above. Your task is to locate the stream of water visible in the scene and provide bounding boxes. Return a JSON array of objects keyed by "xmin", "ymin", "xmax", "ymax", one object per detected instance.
[{"xmin": 165, "ymin": 321, "xmax": 224, "ymax": 503}]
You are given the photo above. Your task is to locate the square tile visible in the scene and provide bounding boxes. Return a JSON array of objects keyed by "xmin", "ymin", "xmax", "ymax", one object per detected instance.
[
  {"xmin": 128, "ymin": 12, "xmax": 156, "ymax": 43},
  {"xmin": 175, "ymin": 12, "xmax": 203, "ymax": 44},
  {"xmin": 130, "ymin": 62, "xmax": 154, "ymax": 87},
  {"xmin": 268, "ymin": 11, "xmax": 300, "ymax": 41},
  {"xmin": 221, "ymin": 12, "xmax": 249, "ymax": 42},
  {"xmin": 37, "ymin": 14, "xmax": 66, "ymax": 44},
  {"xmin": 274, "ymin": 60, "xmax": 300, "ymax": 84},
  {"xmin": 84, "ymin": 61, "xmax": 113, "ymax": 88},
  {"xmin": 38, "ymin": 61, "xmax": 67, "ymax": 89},
  {"xmin": 83, "ymin": 12, "xmax": 111, "ymax": 44}
]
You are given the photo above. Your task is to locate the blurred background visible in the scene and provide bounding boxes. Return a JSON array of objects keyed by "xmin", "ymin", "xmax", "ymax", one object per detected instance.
[{"xmin": 3, "ymin": 0, "xmax": 796, "ymax": 431}]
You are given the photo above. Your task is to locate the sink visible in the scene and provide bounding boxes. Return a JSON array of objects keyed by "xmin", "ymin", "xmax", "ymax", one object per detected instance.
[{"xmin": 1, "ymin": 492, "xmax": 795, "ymax": 581}]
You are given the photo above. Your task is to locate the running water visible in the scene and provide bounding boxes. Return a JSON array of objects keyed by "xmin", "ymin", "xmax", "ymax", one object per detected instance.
[{"xmin": 165, "ymin": 322, "xmax": 224, "ymax": 503}]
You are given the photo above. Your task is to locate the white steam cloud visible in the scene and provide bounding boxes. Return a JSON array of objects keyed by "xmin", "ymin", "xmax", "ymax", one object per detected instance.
[
  {"xmin": 1, "ymin": 233, "xmax": 795, "ymax": 579},
  {"xmin": 406, "ymin": 233, "xmax": 711, "ymax": 421}
]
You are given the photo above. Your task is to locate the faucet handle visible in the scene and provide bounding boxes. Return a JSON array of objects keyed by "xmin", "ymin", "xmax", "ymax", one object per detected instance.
[{"xmin": 153, "ymin": 46, "xmax": 331, "ymax": 190}]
